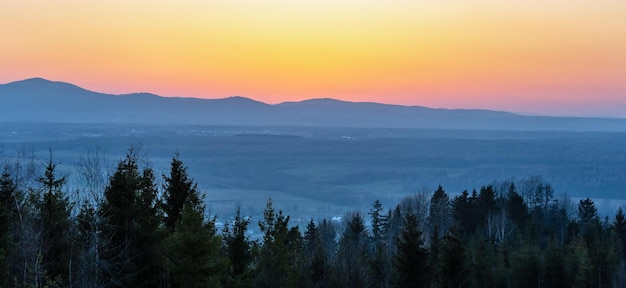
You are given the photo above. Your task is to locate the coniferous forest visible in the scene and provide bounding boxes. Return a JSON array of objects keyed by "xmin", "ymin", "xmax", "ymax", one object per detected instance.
[{"xmin": 2, "ymin": 148, "xmax": 626, "ymax": 288}]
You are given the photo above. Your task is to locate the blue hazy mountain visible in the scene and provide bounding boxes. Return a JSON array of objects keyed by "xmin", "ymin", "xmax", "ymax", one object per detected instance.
[{"xmin": 1, "ymin": 78, "xmax": 625, "ymax": 131}]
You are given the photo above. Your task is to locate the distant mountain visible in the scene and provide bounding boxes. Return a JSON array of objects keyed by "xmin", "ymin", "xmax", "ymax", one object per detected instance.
[{"xmin": 1, "ymin": 78, "xmax": 626, "ymax": 131}]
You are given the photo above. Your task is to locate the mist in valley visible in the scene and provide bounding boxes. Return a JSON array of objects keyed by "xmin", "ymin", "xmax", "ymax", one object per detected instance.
[
  {"xmin": 2, "ymin": 122, "xmax": 625, "ymax": 221},
  {"xmin": 2, "ymin": 80, "xmax": 626, "ymax": 287}
]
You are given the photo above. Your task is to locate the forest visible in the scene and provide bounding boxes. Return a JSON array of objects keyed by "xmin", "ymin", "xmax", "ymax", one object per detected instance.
[{"xmin": 1, "ymin": 147, "xmax": 626, "ymax": 288}]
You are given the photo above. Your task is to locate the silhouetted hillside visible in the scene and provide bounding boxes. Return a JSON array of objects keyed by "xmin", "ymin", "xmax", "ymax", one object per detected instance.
[{"xmin": 2, "ymin": 78, "xmax": 625, "ymax": 131}]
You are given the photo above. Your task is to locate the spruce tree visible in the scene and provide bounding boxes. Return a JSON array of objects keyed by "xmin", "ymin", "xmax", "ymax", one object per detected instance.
[
  {"xmin": 75, "ymin": 200, "xmax": 107, "ymax": 288},
  {"xmin": 578, "ymin": 198, "xmax": 598, "ymax": 224},
  {"xmin": 506, "ymin": 184, "xmax": 529, "ymax": 232},
  {"xmin": 613, "ymin": 208, "xmax": 626, "ymax": 259},
  {"xmin": 452, "ymin": 190, "xmax": 476, "ymax": 238},
  {"xmin": 0, "ymin": 169, "xmax": 15, "ymax": 287},
  {"xmin": 165, "ymin": 200, "xmax": 222, "ymax": 288},
  {"xmin": 222, "ymin": 208, "xmax": 253, "ymax": 287},
  {"xmin": 440, "ymin": 231, "xmax": 467, "ymax": 287},
  {"xmin": 430, "ymin": 185, "xmax": 451, "ymax": 239},
  {"xmin": 302, "ymin": 220, "xmax": 331, "ymax": 287},
  {"xmin": 163, "ymin": 155, "xmax": 222, "ymax": 288},
  {"xmin": 256, "ymin": 198, "xmax": 298, "ymax": 288},
  {"xmin": 318, "ymin": 219, "xmax": 337, "ymax": 262},
  {"xmin": 0, "ymin": 191, "xmax": 8, "ymax": 287},
  {"xmin": 368, "ymin": 199, "xmax": 389, "ymax": 287},
  {"xmin": 477, "ymin": 185, "xmax": 498, "ymax": 225},
  {"xmin": 99, "ymin": 148, "xmax": 165, "ymax": 287},
  {"xmin": 394, "ymin": 210, "xmax": 428, "ymax": 287},
  {"xmin": 337, "ymin": 212, "xmax": 369, "ymax": 288},
  {"xmin": 162, "ymin": 153, "xmax": 199, "ymax": 232},
  {"xmin": 37, "ymin": 156, "xmax": 73, "ymax": 286},
  {"xmin": 133, "ymin": 167, "xmax": 166, "ymax": 288},
  {"xmin": 511, "ymin": 245, "xmax": 543, "ymax": 288}
]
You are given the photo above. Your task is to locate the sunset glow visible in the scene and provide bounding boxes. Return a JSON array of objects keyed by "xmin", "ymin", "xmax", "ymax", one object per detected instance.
[{"xmin": 2, "ymin": 1, "xmax": 625, "ymax": 116}]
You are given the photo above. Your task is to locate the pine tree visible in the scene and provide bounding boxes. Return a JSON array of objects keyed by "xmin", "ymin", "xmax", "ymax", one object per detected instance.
[
  {"xmin": 165, "ymin": 200, "xmax": 222, "ymax": 288},
  {"xmin": 368, "ymin": 199, "xmax": 389, "ymax": 287},
  {"xmin": 5, "ymin": 165, "xmax": 42, "ymax": 287},
  {"xmin": 75, "ymin": 200, "xmax": 108, "ymax": 288},
  {"xmin": 162, "ymin": 153, "xmax": 199, "ymax": 232},
  {"xmin": 163, "ymin": 154, "xmax": 222, "ymax": 287},
  {"xmin": 256, "ymin": 198, "xmax": 299, "ymax": 288},
  {"xmin": 506, "ymin": 184, "xmax": 529, "ymax": 232},
  {"xmin": 578, "ymin": 198, "xmax": 600, "ymax": 244},
  {"xmin": 393, "ymin": 210, "xmax": 428, "ymax": 287},
  {"xmin": 369, "ymin": 199, "xmax": 388, "ymax": 244},
  {"xmin": 222, "ymin": 208, "xmax": 253, "ymax": 287},
  {"xmin": 613, "ymin": 208, "xmax": 626, "ymax": 259},
  {"xmin": 430, "ymin": 185, "xmax": 451, "ymax": 239},
  {"xmin": 304, "ymin": 220, "xmax": 320, "ymax": 258},
  {"xmin": 452, "ymin": 190, "xmax": 478, "ymax": 238},
  {"xmin": 569, "ymin": 239, "xmax": 592, "ymax": 288},
  {"xmin": 99, "ymin": 148, "xmax": 165, "ymax": 287},
  {"xmin": 477, "ymin": 185, "xmax": 498, "ymax": 225},
  {"xmin": 36, "ymin": 156, "xmax": 73, "ymax": 286},
  {"xmin": 512, "ymin": 245, "xmax": 544, "ymax": 288},
  {"xmin": 337, "ymin": 212, "xmax": 369, "ymax": 288},
  {"xmin": 0, "ymin": 169, "xmax": 18, "ymax": 214},
  {"xmin": 318, "ymin": 219, "xmax": 337, "ymax": 262},
  {"xmin": 385, "ymin": 206, "xmax": 402, "ymax": 258},
  {"xmin": 134, "ymin": 167, "xmax": 166, "ymax": 288},
  {"xmin": 466, "ymin": 235, "xmax": 499, "ymax": 287},
  {"xmin": 441, "ymin": 231, "xmax": 467, "ymax": 287},
  {"xmin": 0, "ymin": 169, "xmax": 16, "ymax": 287},
  {"xmin": 302, "ymin": 220, "xmax": 334, "ymax": 287},
  {"xmin": 0, "ymin": 189, "xmax": 8, "ymax": 287},
  {"xmin": 578, "ymin": 198, "xmax": 598, "ymax": 224},
  {"xmin": 543, "ymin": 241, "xmax": 569, "ymax": 288}
]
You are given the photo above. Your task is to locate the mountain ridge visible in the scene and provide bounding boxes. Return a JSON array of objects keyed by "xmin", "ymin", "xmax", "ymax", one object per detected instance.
[{"xmin": 1, "ymin": 78, "xmax": 625, "ymax": 131}]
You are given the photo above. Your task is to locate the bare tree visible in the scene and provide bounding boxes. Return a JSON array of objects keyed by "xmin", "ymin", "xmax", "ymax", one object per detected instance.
[
  {"xmin": 73, "ymin": 145, "xmax": 114, "ymax": 288},
  {"xmin": 487, "ymin": 207, "xmax": 509, "ymax": 243},
  {"xmin": 398, "ymin": 188, "xmax": 430, "ymax": 234},
  {"xmin": 75, "ymin": 145, "xmax": 111, "ymax": 205}
]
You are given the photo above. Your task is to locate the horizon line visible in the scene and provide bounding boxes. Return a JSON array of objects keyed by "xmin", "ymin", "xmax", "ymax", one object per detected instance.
[{"xmin": 2, "ymin": 77, "xmax": 623, "ymax": 120}]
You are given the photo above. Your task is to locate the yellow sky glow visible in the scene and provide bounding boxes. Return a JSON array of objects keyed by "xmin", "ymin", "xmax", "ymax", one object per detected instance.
[{"xmin": 1, "ymin": 0, "xmax": 625, "ymax": 116}]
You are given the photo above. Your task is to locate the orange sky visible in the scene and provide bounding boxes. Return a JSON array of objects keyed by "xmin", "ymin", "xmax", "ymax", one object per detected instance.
[{"xmin": 1, "ymin": 1, "xmax": 625, "ymax": 117}]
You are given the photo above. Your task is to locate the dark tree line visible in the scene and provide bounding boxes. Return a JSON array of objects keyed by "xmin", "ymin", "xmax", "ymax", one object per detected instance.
[{"xmin": 1, "ymin": 148, "xmax": 626, "ymax": 287}]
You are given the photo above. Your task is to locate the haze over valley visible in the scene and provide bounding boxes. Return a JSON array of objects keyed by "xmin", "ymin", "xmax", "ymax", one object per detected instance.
[
  {"xmin": 1, "ymin": 78, "xmax": 625, "ymax": 218},
  {"xmin": 4, "ymin": 1, "xmax": 626, "ymax": 286}
]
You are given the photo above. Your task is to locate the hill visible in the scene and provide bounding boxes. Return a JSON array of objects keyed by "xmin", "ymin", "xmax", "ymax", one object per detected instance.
[{"xmin": 1, "ymin": 78, "xmax": 625, "ymax": 131}]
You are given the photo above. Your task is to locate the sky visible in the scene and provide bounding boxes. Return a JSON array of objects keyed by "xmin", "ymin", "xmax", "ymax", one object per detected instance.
[{"xmin": 1, "ymin": 1, "xmax": 625, "ymax": 117}]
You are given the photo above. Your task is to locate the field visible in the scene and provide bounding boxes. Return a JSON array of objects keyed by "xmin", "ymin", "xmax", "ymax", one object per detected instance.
[{"xmin": 1, "ymin": 122, "xmax": 626, "ymax": 220}]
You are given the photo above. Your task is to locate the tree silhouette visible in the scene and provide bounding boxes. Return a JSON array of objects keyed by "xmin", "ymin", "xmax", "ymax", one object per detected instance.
[
  {"xmin": 394, "ymin": 210, "xmax": 428, "ymax": 287},
  {"xmin": 162, "ymin": 153, "xmax": 200, "ymax": 232}
]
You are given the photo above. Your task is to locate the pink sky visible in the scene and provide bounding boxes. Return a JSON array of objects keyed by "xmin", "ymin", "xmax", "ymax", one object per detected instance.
[{"xmin": 2, "ymin": 1, "xmax": 626, "ymax": 117}]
